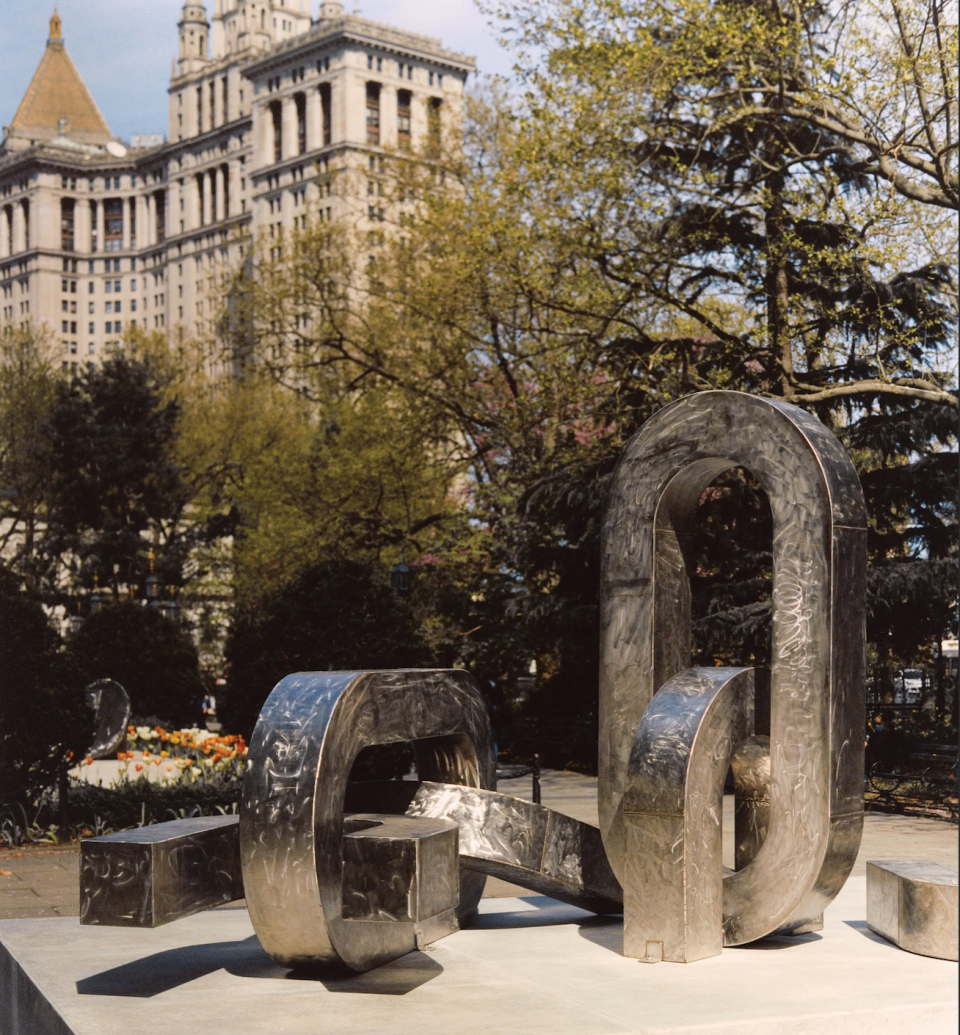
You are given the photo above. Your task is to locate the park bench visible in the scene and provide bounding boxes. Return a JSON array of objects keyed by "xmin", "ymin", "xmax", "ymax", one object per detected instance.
[{"xmin": 868, "ymin": 741, "xmax": 958, "ymax": 809}]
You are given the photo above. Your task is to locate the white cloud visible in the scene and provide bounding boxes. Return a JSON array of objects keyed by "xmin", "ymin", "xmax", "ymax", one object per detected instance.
[{"xmin": 0, "ymin": 0, "xmax": 514, "ymax": 143}]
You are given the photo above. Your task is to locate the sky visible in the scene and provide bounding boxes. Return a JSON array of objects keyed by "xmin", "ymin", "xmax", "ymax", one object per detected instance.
[{"xmin": 0, "ymin": 1, "xmax": 516, "ymax": 143}]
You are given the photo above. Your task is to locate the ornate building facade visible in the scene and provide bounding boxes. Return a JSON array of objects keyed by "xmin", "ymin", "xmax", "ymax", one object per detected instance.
[{"xmin": 0, "ymin": 3, "xmax": 473, "ymax": 370}]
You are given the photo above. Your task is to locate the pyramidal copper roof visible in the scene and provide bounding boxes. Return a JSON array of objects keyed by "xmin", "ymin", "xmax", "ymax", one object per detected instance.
[{"xmin": 8, "ymin": 10, "xmax": 114, "ymax": 146}]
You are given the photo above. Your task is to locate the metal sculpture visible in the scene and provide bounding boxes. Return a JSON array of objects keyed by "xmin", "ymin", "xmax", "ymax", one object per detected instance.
[
  {"xmin": 600, "ymin": 391, "xmax": 867, "ymax": 956},
  {"xmin": 84, "ymin": 678, "xmax": 131, "ymax": 760},
  {"xmin": 80, "ymin": 815, "xmax": 241, "ymax": 927},
  {"xmin": 866, "ymin": 860, "xmax": 959, "ymax": 961},
  {"xmin": 239, "ymin": 669, "xmax": 496, "ymax": 972},
  {"xmin": 79, "ymin": 390, "xmax": 898, "ymax": 975}
]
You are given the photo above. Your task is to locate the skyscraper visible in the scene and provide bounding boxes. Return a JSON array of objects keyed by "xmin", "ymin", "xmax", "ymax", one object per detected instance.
[{"xmin": 0, "ymin": 3, "xmax": 474, "ymax": 372}]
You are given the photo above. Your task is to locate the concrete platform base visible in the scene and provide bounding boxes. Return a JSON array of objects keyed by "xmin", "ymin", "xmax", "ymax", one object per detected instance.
[{"xmin": 1, "ymin": 877, "xmax": 956, "ymax": 1035}]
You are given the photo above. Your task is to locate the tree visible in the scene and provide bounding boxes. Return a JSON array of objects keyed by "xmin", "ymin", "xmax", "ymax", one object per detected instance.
[
  {"xmin": 476, "ymin": 0, "xmax": 957, "ymax": 689},
  {"xmin": 39, "ymin": 355, "xmax": 192, "ymax": 602},
  {"xmin": 222, "ymin": 557, "xmax": 432, "ymax": 737},
  {"xmin": 0, "ymin": 329, "xmax": 59, "ymax": 593},
  {"xmin": 64, "ymin": 602, "xmax": 205, "ymax": 728},
  {"xmin": 0, "ymin": 568, "xmax": 91, "ymax": 804}
]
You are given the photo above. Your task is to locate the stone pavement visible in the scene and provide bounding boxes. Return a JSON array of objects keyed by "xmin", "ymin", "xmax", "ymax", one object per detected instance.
[{"xmin": 1, "ymin": 770, "xmax": 956, "ymax": 919}]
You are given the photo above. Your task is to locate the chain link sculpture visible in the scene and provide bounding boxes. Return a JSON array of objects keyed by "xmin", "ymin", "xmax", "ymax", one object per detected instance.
[{"xmin": 81, "ymin": 391, "xmax": 883, "ymax": 971}]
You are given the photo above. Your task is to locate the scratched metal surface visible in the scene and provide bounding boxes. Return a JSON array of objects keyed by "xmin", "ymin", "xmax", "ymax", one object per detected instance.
[
  {"xmin": 341, "ymin": 813, "xmax": 459, "ymax": 925},
  {"xmin": 866, "ymin": 859, "xmax": 959, "ymax": 961},
  {"xmin": 622, "ymin": 668, "xmax": 753, "ymax": 962},
  {"xmin": 407, "ymin": 781, "xmax": 622, "ymax": 913},
  {"xmin": 600, "ymin": 391, "xmax": 867, "ymax": 945},
  {"xmin": 731, "ymin": 735, "xmax": 770, "ymax": 872},
  {"xmin": 79, "ymin": 815, "xmax": 241, "ymax": 927},
  {"xmin": 239, "ymin": 669, "xmax": 495, "ymax": 972},
  {"xmin": 84, "ymin": 679, "xmax": 131, "ymax": 760}
]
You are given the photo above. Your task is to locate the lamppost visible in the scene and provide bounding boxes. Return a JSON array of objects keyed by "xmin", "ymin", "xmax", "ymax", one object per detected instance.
[
  {"xmin": 391, "ymin": 549, "xmax": 412, "ymax": 596},
  {"xmin": 145, "ymin": 547, "xmax": 180, "ymax": 622},
  {"xmin": 89, "ymin": 574, "xmax": 102, "ymax": 615},
  {"xmin": 145, "ymin": 548, "xmax": 159, "ymax": 608}
]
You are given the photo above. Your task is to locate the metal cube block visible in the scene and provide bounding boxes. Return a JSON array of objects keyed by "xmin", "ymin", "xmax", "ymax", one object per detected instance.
[
  {"xmin": 341, "ymin": 813, "xmax": 459, "ymax": 932},
  {"xmin": 866, "ymin": 859, "xmax": 959, "ymax": 961},
  {"xmin": 80, "ymin": 815, "xmax": 242, "ymax": 927}
]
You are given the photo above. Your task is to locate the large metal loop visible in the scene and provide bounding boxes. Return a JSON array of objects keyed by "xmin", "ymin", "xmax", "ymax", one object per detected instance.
[
  {"xmin": 240, "ymin": 669, "xmax": 496, "ymax": 971},
  {"xmin": 600, "ymin": 391, "xmax": 867, "ymax": 944}
]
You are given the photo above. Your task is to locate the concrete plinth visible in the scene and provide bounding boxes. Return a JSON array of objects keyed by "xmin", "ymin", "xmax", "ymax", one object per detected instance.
[{"xmin": 1, "ymin": 877, "xmax": 956, "ymax": 1035}]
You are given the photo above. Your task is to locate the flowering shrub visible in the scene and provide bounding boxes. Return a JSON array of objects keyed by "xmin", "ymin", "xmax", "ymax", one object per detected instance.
[{"xmin": 83, "ymin": 725, "xmax": 248, "ymax": 784}]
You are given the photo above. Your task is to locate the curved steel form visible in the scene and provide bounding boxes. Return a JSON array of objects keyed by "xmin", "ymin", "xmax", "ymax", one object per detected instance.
[
  {"xmin": 85, "ymin": 679, "xmax": 131, "ymax": 760},
  {"xmin": 408, "ymin": 781, "xmax": 622, "ymax": 913},
  {"xmin": 600, "ymin": 391, "xmax": 867, "ymax": 945},
  {"xmin": 239, "ymin": 669, "xmax": 496, "ymax": 972},
  {"xmin": 622, "ymin": 667, "xmax": 753, "ymax": 962}
]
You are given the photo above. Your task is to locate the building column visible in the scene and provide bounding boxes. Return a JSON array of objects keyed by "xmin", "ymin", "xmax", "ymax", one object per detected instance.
[
  {"xmin": 122, "ymin": 198, "xmax": 131, "ymax": 251},
  {"xmin": 95, "ymin": 201, "xmax": 105, "ymax": 254},
  {"xmin": 199, "ymin": 174, "xmax": 209, "ymax": 227},
  {"xmin": 282, "ymin": 95, "xmax": 298, "ymax": 162},
  {"xmin": 188, "ymin": 179, "xmax": 198, "ymax": 230},
  {"xmin": 0, "ymin": 206, "xmax": 9, "ymax": 258},
  {"xmin": 146, "ymin": 194, "xmax": 156, "ymax": 246},
  {"xmin": 229, "ymin": 161, "xmax": 242, "ymax": 217},
  {"xmin": 12, "ymin": 202, "xmax": 26, "ymax": 253},
  {"xmin": 215, "ymin": 165, "xmax": 226, "ymax": 220},
  {"xmin": 134, "ymin": 195, "xmax": 146, "ymax": 248},
  {"xmin": 307, "ymin": 87, "xmax": 323, "ymax": 151},
  {"xmin": 252, "ymin": 102, "xmax": 270, "ymax": 169},
  {"xmin": 75, "ymin": 198, "xmax": 91, "ymax": 254}
]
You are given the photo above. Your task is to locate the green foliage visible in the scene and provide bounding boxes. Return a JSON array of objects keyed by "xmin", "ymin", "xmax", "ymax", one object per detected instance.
[
  {"xmin": 64, "ymin": 602, "xmax": 205, "ymax": 729},
  {"xmin": 0, "ymin": 569, "xmax": 91, "ymax": 804},
  {"xmin": 39, "ymin": 355, "xmax": 191, "ymax": 599},
  {"xmin": 0, "ymin": 329, "xmax": 59, "ymax": 593}
]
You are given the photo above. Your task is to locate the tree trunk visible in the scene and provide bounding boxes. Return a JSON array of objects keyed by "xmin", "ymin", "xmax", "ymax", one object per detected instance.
[{"xmin": 764, "ymin": 168, "xmax": 793, "ymax": 395}]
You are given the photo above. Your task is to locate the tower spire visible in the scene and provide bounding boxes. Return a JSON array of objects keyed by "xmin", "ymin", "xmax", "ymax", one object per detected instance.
[{"xmin": 49, "ymin": 7, "xmax": 62, "ymax": 45}]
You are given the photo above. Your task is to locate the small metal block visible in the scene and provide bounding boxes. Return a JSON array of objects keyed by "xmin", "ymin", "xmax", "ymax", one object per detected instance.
[
  {"xmin": 80, "ymin": 815, "xmax": 242, "ymax": 927},
  {"xmin": 866, "ymin": 859, "xmax": 959, "ymax": 961},
  {"xmin": 341, "ymin": 813, "xmax": 459, "ymax": 924}
]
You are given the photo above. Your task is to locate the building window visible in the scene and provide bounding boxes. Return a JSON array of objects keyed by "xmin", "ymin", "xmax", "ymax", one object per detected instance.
[
  {"xmin": 197, "ymin": 85, "xmax": 203, "ymax": 133},
  {"xmin": 397, "ymin": 89, "xmax": 411, "ymax": 149},
  {"xmin": 222, "ymin": 76, "xmax": 229, "ymax": 122},
  {"xmin": 104, "ymin": 199, "xmax": 123, "ymax": 252},
  {"xmin": 366, "ymin": 82, "xmax": 380, "ymax": 145},
  {"xmin": 60, "ymin": 199, "xmax": 75, "ymax": 251}
]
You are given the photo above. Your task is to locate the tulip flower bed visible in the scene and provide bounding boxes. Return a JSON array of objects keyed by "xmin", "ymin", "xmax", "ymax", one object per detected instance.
[{"xmin": 99, "ymin": 725, "xmax": 248, "ymax": 784}]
